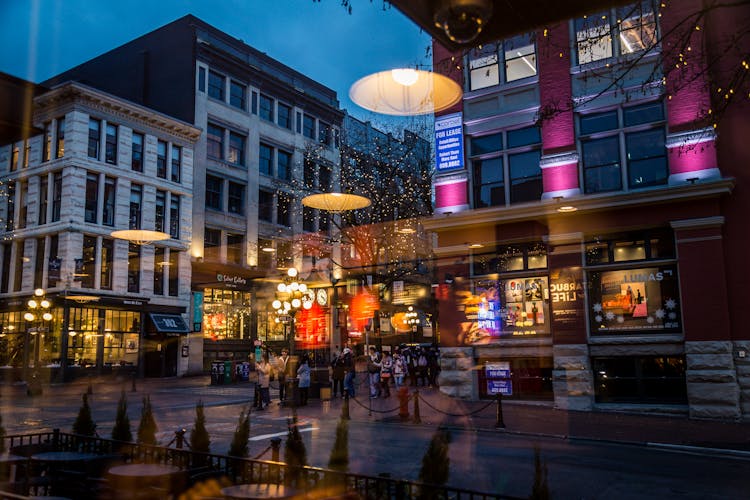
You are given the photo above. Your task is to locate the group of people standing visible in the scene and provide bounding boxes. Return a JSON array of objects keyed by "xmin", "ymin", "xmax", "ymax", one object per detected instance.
[
  {"xmin": 254, "ymin": 348, "xmax": 311, "ymax": 408},
  {"xmin": 330, "ymin": 343, "xmax": 440, "ymax": 400}
]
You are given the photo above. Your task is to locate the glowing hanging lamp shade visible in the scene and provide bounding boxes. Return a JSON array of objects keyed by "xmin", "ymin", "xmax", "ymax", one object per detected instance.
[
  {"xmin": 349, "ymin": 68, "xmax": 462, "ymax": 116},
  {"xmin": 301, "ymin": 192, "xmax": 371, "ymax": 213},
  {"xmin": 111, "ymin": 229, "xmax": 170, "ymax": 245}
]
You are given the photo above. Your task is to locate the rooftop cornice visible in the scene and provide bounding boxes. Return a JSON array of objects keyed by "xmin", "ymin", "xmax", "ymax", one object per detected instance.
[
  {"xmin": 34, "ymin": 82, "xmax": 202, "ymax": 142},
  {"xmin": 423, "ymin": 178, "xmax": 735, "ymax": 234}
]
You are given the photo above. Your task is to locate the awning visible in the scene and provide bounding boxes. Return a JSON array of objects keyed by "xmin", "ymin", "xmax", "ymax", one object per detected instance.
[{"xmin": 149, "ymin": 313, "xmax": 189, "ymax": 335}]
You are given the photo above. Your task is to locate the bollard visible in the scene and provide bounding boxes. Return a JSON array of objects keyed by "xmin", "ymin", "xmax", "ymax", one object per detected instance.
[
  {"xmin": 495, "ymin": 393, "xmax": 506, "ymax": 429},
  {"xmin": 175, "ymin": 428, "xmax": 187, "ymax": 449},
  {"xmin": 342, "ymin": 390, "xmax": 351, "ymax": 420},
  {"xmin": 413, "ymin": 390, "xmax": 421, "ymax": 424},
  {"xmin": 398, "ymin": 386, "xmax": 410, "ymax": 421},
  {"xmin": 270, "ymin": 437, "xmax": 282, "ymax": 462},
  {"xmin": 131, "ymin": 372, "xmax": 137, "ymax": 393}
]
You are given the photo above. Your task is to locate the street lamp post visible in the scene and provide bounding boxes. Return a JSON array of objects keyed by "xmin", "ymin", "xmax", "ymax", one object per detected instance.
[
  {"xmin": 404, "ymin": 305, "xmax": 420, "ymax": 344},
  {"xmin": 23, "ymin": 288, "xmax": 53, "ymax": 384}
]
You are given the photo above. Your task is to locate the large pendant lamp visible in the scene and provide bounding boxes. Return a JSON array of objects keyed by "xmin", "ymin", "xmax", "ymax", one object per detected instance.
[
  {"xmin": 301, "ymin": 193, "xmax": 371, "ymax": 213},
  {"xmin": 349, "ymin": 68, "xmax": 462, "ymax": 116}
]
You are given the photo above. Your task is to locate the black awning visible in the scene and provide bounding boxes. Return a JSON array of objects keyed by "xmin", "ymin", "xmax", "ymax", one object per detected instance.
[{"xmin": 149, "ymin": 313, "xmax": 189, "ymax": 334}]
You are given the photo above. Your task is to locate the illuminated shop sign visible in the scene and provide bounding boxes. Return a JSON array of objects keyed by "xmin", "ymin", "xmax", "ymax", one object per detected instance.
[
  {"xmin": 589, "ymin": 265, "xmax": 681, "ymax": 333},
  {"xmin": 435, "ymin": 112, "xmax": 464, "ymax": 172}
]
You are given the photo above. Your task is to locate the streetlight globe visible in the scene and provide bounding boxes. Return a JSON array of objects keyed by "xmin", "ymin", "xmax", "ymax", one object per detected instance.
[
  {"xmin": 303, "ymin": 300, "xmax": 312, "ymax": 310},
  {"xmin": 277, "ymin": 283, "xmax": 286, "ymax": 293},
  {"xmin": 290, "ymin": 282, "xmax": 300, "ymax": 292},
  {"xmin": 275, "ymin": 317, "xmax": 280, "ymax": 324},
  {"xmin": 27, "ymin": 299, "xmax": 38, "ymax": 309},
  {"xmin": 34, "ymin": 288, "xmax": 44, "ymax": 297},
  {"xmin": 42, "ymin": 312, "xmax": 53, "ymax": 321},
  {"xmin": 40, "ymin": 299, "xmax": 51, "ymax": 309},
  {"xmin": 408, "ymin": 305, "xmax": 414, "ymax": 311},
  {"xmin": 291, "ymin": 298, "xmax": 302, "ymax": 309},
  {"xmin": 287, "ymin": 268, "xmax": 298, "ymax": 278},
  {"xmin": 284, "ymin": 302, "xmax": 291, "ymax": 311},
  {"xmin": 24, "ymin": 312, "xmax": 35, "ymax": 322},
  {"xmin": 272, "ymin": 299, "xmax": 282, "ymax": 310},
  {"xmin": 299, "ymin": 283, "xmax": 307, "ymax": 293}
]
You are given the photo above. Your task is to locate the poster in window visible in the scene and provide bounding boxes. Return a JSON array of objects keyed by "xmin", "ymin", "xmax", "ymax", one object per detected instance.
[{"xmin": 589, "ymin": 265, "xmax": 680, "ymax": 333}]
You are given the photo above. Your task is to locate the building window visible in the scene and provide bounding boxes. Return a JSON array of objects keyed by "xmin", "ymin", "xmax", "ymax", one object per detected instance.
[
  {"xmin": 17, "ymin": 181, "xmax": 27, "ymax": 229},
  {"xmin": 207, "ymin": 123, "xmax": 224, "ymax": 160},
  {"xmin": 157, "ymin": 140, "xmax": 167, "ymax": 178},
  {"xmin": 154, "ymin": 247, "xmax": 165, "ymax": 295},
  {"xmin": 105, "ymin": 123, "xmax": 118, "ymax": 164},
  {"xmin": 278, "ymin": 102, "xmax": 291, "ymax": 129},
  {"xmin": 228, "ymin": 182, "xmax": 245, "ymax": 215},
  {"xmin": 103, "ymin": 176, "xmax": 116, "ymax": 226},
  {"xmin": 251, "ymin": 91, "xmax": 258, "ymax": 114},
  {"xmin": 202, "ymin": 289, "xmax": 252, "ymax": 341},
  {"xmin": 131, "ymin": 132, "xmax": 144, "ymax": 172},
  {"xmin": 593, "ymin": 356, "xmax": 687, "ymax": 404},
  {"xmin": 230, "ymin": 80, "xmax": 246, "ymax": 110},
  {"xmin": 303, "ymin": 158, "xmax": 316, "ymax": 189},
  {"xmin": 228, "ymin": 132, "xmax": 246, "ymax": 166},
  {"xmin": 129, "ymin": 184, "xmax": 142, "ymax": 229},
  {"xmin": 5, "ymin": 182, "xmax": 15, "ymax": 232},
  {"xmin": 205, "ymin": 175, "xmax": 223, "ymax": 210},
  {"xmin": 259, "ymin": 94, "xmax": 274, "ymax": 122},
  {"xmin": 155, "ymin": 190, "xmax": 166, "ymax": 233},
  {"xmin": 46, "ymin": 235, "xmax": 59, "ymax": 289},
  {"xmin": 319, "ymin": 163, "xmax": 332, "ymax": 191},
  {"xmin": 586, "ymin": 229, "xmax": 680, "ymax": 334},
  {"xmin": 168, "ymin": 249, "xmax": 179, "ymax": 296},
  {"xmin": 575, "ymin": 1, "xmax": 658, "ymax": 65},
  {"xmin": 55, "ymin": 116, "xmax": 65, "ymax": 158},
  {"xmin": 22, "ymin": 140, "xmax": 30, "ymax": 168},
  {"xmin": 471, "ymin": 125, "xmax": 542, "ymax": 208},
  {"xmin": 171, "ymin": 145, "xmax": 181, "ymax": 183},
  {"xmin": 467, "ymin": 33, "xmax": 536, "ymax": 91},
  {"xmin": 277, "ymin": 150, "xmax": 291, "ymax": 181},
  {"xmin": 227, "ymin": 234, "xmax": 243, "ymax": 264},
  {"xmin": 127, "ymin": 243, "xmax": 140, "ymax": 293},
  {"xmin": 43, "ymin": 122, "xmax": 51, "ymax": 162},
  {"xmin": 51, "ymin": 172, "xmax": 62, "ymax": 222},
  {"xmin": 319, "ymin": 122, "xmax": 331, "ymax": 146},
  {"xmin": 101, "ymin": 238, "xmax": 113, "ymax": 290},
  {"xmin": 38, "ymin": 175, "xmax": 48, "ymax": 226},
  {"xmin": 204, "ymin": 228, "xmax": 221, "ymax": 261},
  {"xmin": 277, "ymin": 193, "xmax": 291, "ymax": 227},
  {"xmin": 13, "ymin": 241, "xmax": 24, "ymax": 292},
  {"xmin": 0, "ymin": 243, "xmax": 10, "ymax": 293},
  {"xmin": 302, "ymin": 114, "xmax": 315, "ymax": 140},
  {"xmin": 303, "ymin": 206, "xmax": 316, "ymax": 232},
  {"xmin": 80, "ymin": 235, "xmax": 96, "ymax": 288},
  {"xmin": 208, "ymin": 70, "xmax": 225, "ymax": 101},
  {"xmin": 198, "ymin": 67, "xmax": 206, "ymax": 93},
  {"xmin": 34, "ymin": 237, "xmax": 46, "ymax": 289},
  {"xmin": 258, "ymin": 238, "xmax": 274, "ymax": 268},
  {"xmin": 579, "ymin": 101, "xmax": 666, "ymax": 194},
  {"xmin": 259, "ymin": 143, "xmax": 273, "ymax": 176},
  {"xmin": 88, "ymin": 118, "xmax": 101, "ymax": 159},
  {"xmin": 85, "ymin": 172, "xmax": 99, "ymax": 224},
  {"xmin": 10, "ymin": 143, "xmax": 19, "ymax": 171},
  {"xmin": 259, "ymin": 189, "xmax": 273, "ymax": 222},
  {"xmin": 169, "ymin": 195, "xmax": 180, "ymax": 239}
]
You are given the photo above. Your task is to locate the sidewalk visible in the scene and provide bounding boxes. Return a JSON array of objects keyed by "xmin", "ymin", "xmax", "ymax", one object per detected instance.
[{"xmin": 3, "ymin": 373, "xmax": 750, "ymax": 456}]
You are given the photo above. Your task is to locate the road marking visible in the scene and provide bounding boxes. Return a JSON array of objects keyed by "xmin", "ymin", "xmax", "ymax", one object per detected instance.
[{"xmin": 249, "ymin": 427, "xmax": 319, "ymax": 441}]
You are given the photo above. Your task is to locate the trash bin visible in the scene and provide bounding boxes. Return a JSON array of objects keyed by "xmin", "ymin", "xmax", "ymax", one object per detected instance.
[
  {"xmin": 211, "ymin": 361, "xmax": 223, "ymax": 385},
  {"xmin": 224, "ymin": 360, "xmax": 233, "ymax": 384},
  {"xmin": 239, "ymin": 362, "xmax": 250, "ymax": 382}
]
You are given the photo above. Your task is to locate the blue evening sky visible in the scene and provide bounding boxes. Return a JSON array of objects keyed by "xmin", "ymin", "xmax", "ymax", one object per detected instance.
[{"xmin": 0, "ymin": 0, "xmax": 433, "ymax": 127}]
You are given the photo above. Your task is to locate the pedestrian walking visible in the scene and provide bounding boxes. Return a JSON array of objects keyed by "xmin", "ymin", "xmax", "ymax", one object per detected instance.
[
  {"xmin": 331, "ymin": 350, "xmax": 345, "ymax": 398},
  {"xmin": 367, "ymin": 346, "xmax": 382, "ymax": 398},
  {"xmin": 342, "ymin": 345, "xmax": 356, "ymax": 398},
  {"xmin": 256, "ymin": 353, "xmax": 272, "ymax": 409},
  {"xmin": 297, "ymin": 354, "xmax": 311, "ymax": 406},
  {"xmin": 427, "ymin": 347, "xmax": 440, "ymax": 388},
  {"xmin": 380, "ymin": 350, "xmax": 392, "ymax": 397},
  {"xmin": 276, "ymin": 348, "xmax": 291, "ymax": 403}
]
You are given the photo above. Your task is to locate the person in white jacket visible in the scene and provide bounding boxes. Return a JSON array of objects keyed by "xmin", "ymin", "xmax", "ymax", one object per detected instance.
[{"xmin": 297, "ymin": 354, "xmax": 311, "ymax": 406}]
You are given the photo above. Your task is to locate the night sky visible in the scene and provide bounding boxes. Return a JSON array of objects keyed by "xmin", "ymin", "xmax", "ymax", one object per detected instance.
[{"xmin": 0, "ymin": 0, "xmax": 433, "ymax": 127}]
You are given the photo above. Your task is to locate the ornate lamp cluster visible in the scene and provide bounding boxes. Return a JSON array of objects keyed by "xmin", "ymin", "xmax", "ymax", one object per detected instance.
[
  {"xmin": 403, "ymin": 305, "xmax": 420, "ymax": 331},
  {"xmin": 272, "ymin": 268, "xmax": 312, "ymax": 323},
  {"xmin": 25, "ymin": 288, "xmax": 53, "ymax": 328}
]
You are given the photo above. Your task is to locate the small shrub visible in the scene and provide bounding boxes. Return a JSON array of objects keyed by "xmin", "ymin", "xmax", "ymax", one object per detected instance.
[
  {"xmin": 72, "ymin": 393, "xmax": 97, "ymax": 436},
  {"xmin": 137, "ymin": 395, "xmax": 158, "ymax": 445}
]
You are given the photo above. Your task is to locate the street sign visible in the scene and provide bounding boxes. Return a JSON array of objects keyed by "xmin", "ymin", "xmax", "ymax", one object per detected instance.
[
  {"xmin": 487, "ymin": 379, "xmax": 513, "ymax": 396},
  {"xmin": 485, "ymin": 362, "xmax": 510, "ymax": 379},
  {"xmin": 485, "ymin": 361, "xmax": 512, "ymax": 396}
]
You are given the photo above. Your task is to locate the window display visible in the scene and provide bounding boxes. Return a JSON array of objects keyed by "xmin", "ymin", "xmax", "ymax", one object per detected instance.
[{"xmin": 589, "ymin": 265, "xmax": 681, "ymax": 333}]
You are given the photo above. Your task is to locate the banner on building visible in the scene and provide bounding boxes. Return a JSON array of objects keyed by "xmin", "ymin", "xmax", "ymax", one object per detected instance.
[{"xmin": 435, "ymin": 112, "xmax": 464, "ymax": 172}]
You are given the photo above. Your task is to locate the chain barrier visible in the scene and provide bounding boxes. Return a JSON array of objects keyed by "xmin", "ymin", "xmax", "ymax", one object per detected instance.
[
  {"xmin": 415, "ymin": 392, "xmax": 495, "ymax": 417},
  {"xmin": 348, "ymin": 395, "xmax": 401, "ymax": 414}
]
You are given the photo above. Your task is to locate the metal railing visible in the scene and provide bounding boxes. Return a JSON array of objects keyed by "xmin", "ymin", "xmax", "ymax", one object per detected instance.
[{"xmin": 2, "ymin": 430, "xmax": 517, "ymax": 499}]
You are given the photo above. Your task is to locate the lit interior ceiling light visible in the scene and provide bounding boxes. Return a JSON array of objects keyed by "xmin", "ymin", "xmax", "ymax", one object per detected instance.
[
  {"xmin": 434, "ymin": 0, "xmax": 494, "ymax": 44},
  {"xmin": 302, "ymin": 193, "xmax": 371, "ymax": 212},
  {"xmin": 557, "ymin": 205, "xmax": 578, "ymax": 213},
  {"xmin": 349, "ymin": 69, "xmax": 462, "ymax": 116},
  {"xmin": 111, "ymin": 229, "xmax": 170, "ymax": 245}
]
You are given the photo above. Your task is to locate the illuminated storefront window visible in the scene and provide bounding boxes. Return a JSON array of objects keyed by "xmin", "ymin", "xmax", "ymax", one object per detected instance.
[{"xmin": 202, "ymin": 289, "xmax": 252, "ymax": 341}]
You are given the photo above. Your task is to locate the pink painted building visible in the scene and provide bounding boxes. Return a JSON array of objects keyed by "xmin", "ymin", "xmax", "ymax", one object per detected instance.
[{"xmin": 425, "ymin": 1, "xmax": 750, "ymax": 419}]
